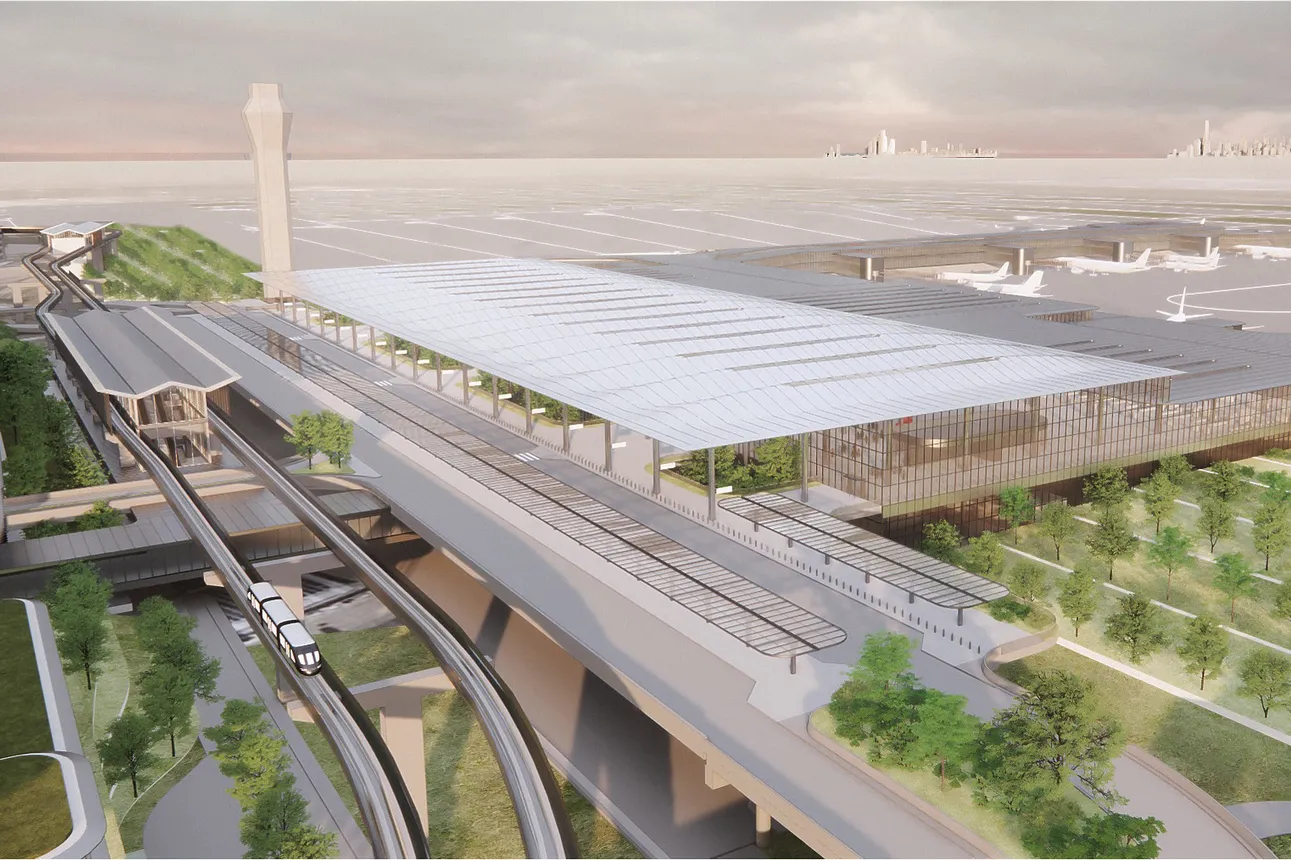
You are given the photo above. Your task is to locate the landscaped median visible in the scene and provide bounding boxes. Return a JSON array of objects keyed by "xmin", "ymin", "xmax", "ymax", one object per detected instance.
[
  {"xmin": 246, "ymin": 625, "xmax": 643, "ymax": 858},
  {"xmin": 0, "ymin": 599, "xmax": 73, "ymax": 859}
]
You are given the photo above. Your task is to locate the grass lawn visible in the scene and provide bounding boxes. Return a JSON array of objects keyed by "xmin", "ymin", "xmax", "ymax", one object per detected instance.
[
  {"xmin": 249, "ymin": 630, "xmax": 641, "ymax": 858},
  {"xmin": 249, "ymin": 625, "xmax": 438, "ymax": 689},
  {"xmin": 294, "ymin": 462, "xmax": 356, "ymax": 476},
  {"xmin": 0, "ymin": 601, "xmax": 72, "ymax": 859},
  {"xmin": 810, "ymin": 708, "xmax": 1048, "ymax": 858},
  {"xmin": 0, "ymin": 601, "xmax": 53, "ymax": 757},
  {"xmin": 117, "ymin": 737, "xmax": 205, "ymax": 853},
  {"xmin": 1266, "ymin": 834, "xmax": 1291, "ymax": 858},
  {"xmin": 997, "ymin": 647, "xmax": 1291, "ymax": 805},
  {"xmin": 0, "ymin": 756, "xmax": 73, "ymax": 859}
]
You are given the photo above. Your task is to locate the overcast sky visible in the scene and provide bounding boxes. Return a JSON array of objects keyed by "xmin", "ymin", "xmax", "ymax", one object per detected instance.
[{"xmin": 7, "ymin": 2, "xmax": 1291, "ymax": 158}]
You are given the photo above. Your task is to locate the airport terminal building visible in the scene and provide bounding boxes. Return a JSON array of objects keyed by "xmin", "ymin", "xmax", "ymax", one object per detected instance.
[{"xmin": 253, "ymin": 240, "xmax": 1291, "ymax": 542}]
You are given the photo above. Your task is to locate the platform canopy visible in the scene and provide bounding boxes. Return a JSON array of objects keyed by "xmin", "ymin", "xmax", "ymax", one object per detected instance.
[
  {"xmin": 48, "ymin": 306, "xmax": 240, "ymax": 398},
  {"xmin": 40, "ymin": 221, "xmax": 112, "ymax": 237},
  {"xmin": 253, "ymin": 259, "xmax": 1177, "ymax": 451}
]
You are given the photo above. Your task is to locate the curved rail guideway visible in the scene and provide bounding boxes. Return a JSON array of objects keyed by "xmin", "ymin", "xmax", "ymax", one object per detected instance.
[
  {"xmin": 19, "ymin": 233, "xmax": 431, "ymax": 858},
  {"xmin": 208, "ymin": 406, "xmax": 579, "ymax": 859}
]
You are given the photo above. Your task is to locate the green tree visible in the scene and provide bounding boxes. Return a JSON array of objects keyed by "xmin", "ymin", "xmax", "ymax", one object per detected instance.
[
  {"xmin": 998, "ymin": 486, "xmax": 1036, "ymax": 545},
  {"xmin": 980, "ymin": 670, "xmax": 1124, "ymax": 809},
  {"xmin": 1239, "ymin": 650, "xmax": 1291, "ymax": 718},
  {"xmin": 1157, "ymin": 453, "xmax": 1193, "ymax": 487},
  {"xmin": 830, "ymin": 633, "xmax": 921, "ymax": 759},
  {"xmin": 1176, "ymin": 615, "xmax": 1229, "ymax": 690},
  {"xmin": 136, "ymin": 596, "xmax": 221, "ymax": 701},
  {"xmin": 140, "ymin": 661, "xmax": 196, "ymax": 757},
  {"xmin": 1213, "ymin": 553, "xmax": 1258, "ymax": 623},
  {"xmin": 284, "ymin": 411, "xmax": 320, "ymax": 466},
  {"xmin": 74, "ymin": 500, "xmax": 124, "ymax": 531},
  {"xmin": 240, "ymin": 774, "xmax": 336, "ymax": 859},
  {"xmin": 750, "ymin": 437, "xmax": 799, "ymax": 487},
  {"xmin": 1104, "ymin": 594, "xmax": 1168, "ymax": 665},
  {"xmin": 921, "ymin": 520, "xmax": 962, "ymax": 562},
  {"xmin": 904, "ymin": 690, "xmax": 980, "ymax": 790},
  {"xmin": 1203, "ymin": 460, "xmax": 1247, "ymax": 503},
  {"xmin": 1140, "ymin": 470, "xmax": 1178, "ymax": 535},
  {"xmin": 1197, "ymin": 497, "xmax": 1235, "ymax": 553},
  {"xmin": 847, "ymin": 632, "xmax": 914, "ymax": 692},
  {"xmin": 314, "ymin": 410, "xmax": 354, "ymax": 467},
  {"xmin": 67, "ymin": 445, "xmax": 107, "ymax": 487},
  {"xmin": 1252, "ymin": 498, "xmax": 1291, "ymax": 571},
  {"xmin": 204, "ymin": 698, "xmax": 292, "ymax": 810},
  {"xmin": 963, "ymin": 531, "xmax": 1005, "ymax": 580},
  {"xmin": 1025, "ymin": 805, "xmax": 1165, "ymax": 860},
  {"xmin": 45, "ymin": 562, "xmax": 112, "ymax": 689},
  {"xmin": 1008, "ymin": 562, "xmax": 1048, "ymax": 603},
  {"xmin": 1037, "ymin": 502, "xmax": 1078, "ymax": 562},
  {"xmin": 1058, "ymin": 567, "xmax": 1098, "ymax": 637},
  {"xmin": 1086, "ymin": 511, "xmax": 1138, "ymax": 581},
  {"xmin": 1146, "ymin": 526, "xmax": 1194, "ymax": 602},
  {"xmin": 1083, "ymin": 466, "xmax": 1130, "ymax": 517},
  {"xmin": 1277, "ymin": 581, "xmax": 1291, "ymax": 622},
  {"xmin": 97, "ymin": 710, "xmax": 158, "ymax": 798},
  {"xmin": 23, "ymin": 518, "xmax": 71, "ymax": 539}
]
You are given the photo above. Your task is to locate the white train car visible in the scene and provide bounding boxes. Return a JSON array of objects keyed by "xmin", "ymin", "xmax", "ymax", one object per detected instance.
[{"xmin": 245, "ymin": 582, "xmax": 323, "ymax": 675}]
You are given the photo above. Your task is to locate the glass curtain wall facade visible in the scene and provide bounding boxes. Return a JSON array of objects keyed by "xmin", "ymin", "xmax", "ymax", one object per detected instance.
[{"xmin": 811, "ymin": 379, "xmax": 1291, "ymax": 540}]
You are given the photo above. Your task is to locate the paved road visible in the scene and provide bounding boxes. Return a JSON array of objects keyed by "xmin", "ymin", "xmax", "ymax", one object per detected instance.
[
  {"xmin": 144, "ymin": 757, "xmax": 244, "ymax": 858},
  {"xmin": 1229, "ymin": 802, "xmax": 1291, "ymax": 840},
  {"xmin": 180, "ymin": 309, "xmax": 1262, "ymax": 859},
  {"xmin": 150, "ymin": 593, "xmax": 370, "ymax": 859}
]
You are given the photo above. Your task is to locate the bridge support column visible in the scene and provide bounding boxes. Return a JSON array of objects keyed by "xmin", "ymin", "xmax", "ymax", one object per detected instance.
[
  {"xmin": 378, "ymin": 699, "xmax": 428, "ymax": 835},
  {"xmin": 261, "ymin": 563, "xmax": 304, "ymax": 702},
  {"xmin": 755, "ymin": 805, "xmax": 773, "ymax": 849},
  {"xmin": 11, "ymin": 283, "xmax": 24, "ymax": 307}
]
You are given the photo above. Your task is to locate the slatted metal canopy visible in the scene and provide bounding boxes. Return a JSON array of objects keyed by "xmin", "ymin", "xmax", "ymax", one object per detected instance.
[
  {"xmin": 721, "ymin": 492, "xmax": 1009, "ymax": 609},
  {"xmin": 252, "ymin": 259, "xmax": 1176, "ymax": 452},
  {"xmin": 199, "ymin": 303, "xmax": 847, "ymax": 658}
]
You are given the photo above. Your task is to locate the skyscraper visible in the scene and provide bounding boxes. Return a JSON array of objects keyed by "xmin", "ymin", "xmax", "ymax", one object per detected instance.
[{"xmin": 1203, "ymin": 120, "xmax": 1211, "ymax": 156}]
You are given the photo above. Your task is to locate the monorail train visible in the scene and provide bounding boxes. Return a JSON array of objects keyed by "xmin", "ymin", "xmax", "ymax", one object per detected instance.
[{"xmin": 247, "ymin": 581, "xmax": 323, "ymax": 675}]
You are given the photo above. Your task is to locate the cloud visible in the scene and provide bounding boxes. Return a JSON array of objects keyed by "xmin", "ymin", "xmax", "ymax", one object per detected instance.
[{"xmin": 3, "ymin": 2, "xmax": 1290, "ymax": 157}]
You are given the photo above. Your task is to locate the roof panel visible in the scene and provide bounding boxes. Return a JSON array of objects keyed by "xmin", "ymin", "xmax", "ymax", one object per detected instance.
[{"xmin": 253, "ymin": 259, "xmax": 1177, "ymax": 451}]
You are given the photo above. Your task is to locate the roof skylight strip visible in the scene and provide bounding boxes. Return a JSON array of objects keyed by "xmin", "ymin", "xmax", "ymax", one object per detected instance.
[
  {"xmin": 729, "ymin": 343, "xmax": 941, "ymax": 372},
  {"xmin": 679, "ymin": 333, "xmax": 868, "ymax": 358},
  {"xmin": 786, "ymin": 355, "xmax": 1001, "ymax": 387},
  {"xmin": 531, "ymin": 300, "xmax": 706, "ymax": 318},
  {"xmin": 601, "ymin": 315, "xmax": 785, "ymax": 337},
  {"xmin": 636, "ymin": 324, "xmax": 823, "ymax": 346}
]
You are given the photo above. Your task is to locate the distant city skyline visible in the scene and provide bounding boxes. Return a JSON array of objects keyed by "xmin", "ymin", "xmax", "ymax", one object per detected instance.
[{"xmin": 5, "ymin": 2, "xmax": 1291, "ymax": 159}]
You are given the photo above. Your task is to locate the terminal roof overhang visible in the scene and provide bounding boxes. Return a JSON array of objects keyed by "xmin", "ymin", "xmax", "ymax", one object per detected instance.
[
  {"xmin": 253, "ymin": 259, "xmax": 1178, "ymax": 452},
  {"xmin": 48, "ymin": 306, "xmax": 240, "ymax": 399}
]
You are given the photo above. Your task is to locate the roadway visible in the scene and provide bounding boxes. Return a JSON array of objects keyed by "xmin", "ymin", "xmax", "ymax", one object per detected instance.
[{"xmin": 178, "ymin": 299, "xmax": 1269, "ymax": 858}]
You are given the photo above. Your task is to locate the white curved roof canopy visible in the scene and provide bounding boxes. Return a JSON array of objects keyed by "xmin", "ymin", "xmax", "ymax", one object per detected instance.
[{"xmin": 253, "ymin": 259, "xmax": 1177, "ymax": 451}]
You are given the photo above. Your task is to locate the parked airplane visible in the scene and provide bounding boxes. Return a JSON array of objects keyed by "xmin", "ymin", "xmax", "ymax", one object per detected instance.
[
  {"xmin": 936, "ymin": 263, "xmax": 1010, "ymax": 285},
  {"xmin": 978, "ymin": 271, "xmax": 1048, "ymax": 297},
  {"xmin": 1052, "ymin": 249, "xmax": 1152, "ymax": 275},
  {"xmin": 1156, "ymin": 284, "xmax": 1213, "ymax": 323},
  {"xmin": 1234, "ymin": 245, "xmax": 1291, "ymax": 260},
  {"xmin": 1160, "ymin": 249, "xmax": 1222, "ymax": 273}
]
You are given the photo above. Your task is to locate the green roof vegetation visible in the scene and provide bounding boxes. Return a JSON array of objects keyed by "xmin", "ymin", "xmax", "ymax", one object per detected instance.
[{"xmin": 102, "ymin": 225, "xmax": 260, "ymax": 302}]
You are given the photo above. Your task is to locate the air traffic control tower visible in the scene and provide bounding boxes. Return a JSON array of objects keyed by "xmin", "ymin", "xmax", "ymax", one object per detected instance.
[{"xmin": 243, "ymin": 82, "xmax": 295, "ymax": 297}]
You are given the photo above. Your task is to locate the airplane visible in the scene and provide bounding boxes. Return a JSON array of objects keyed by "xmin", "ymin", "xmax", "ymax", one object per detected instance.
[
  {"xmin": 1234, "ymin": 244, "xmax": 1291, "ymax": 260},
  {"xmin": 978, "ymin": 271, "xmax": 1049, "ymax": 297},
  {"xmin": 1159, "ymin": 249, "xmax": 1222, "ymax": 273},
  {"xmin": 1156, "ymin": 284, "xmax": 1213, "ymax": 323},
  {"xmin": 936, "ymin": 262, "xmax": 1010, "ymax": 285},
  {"xmin": 1052, "ymin": 248, "xmax": 1153, "ymax": 275}
]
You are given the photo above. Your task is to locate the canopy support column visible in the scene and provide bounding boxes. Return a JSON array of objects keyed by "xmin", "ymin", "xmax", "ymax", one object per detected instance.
[
  {"xmin": 604, "ymin": 421, "xmax": 613, "ymax": 472},
  {"xmin": 562, "ymin": 404, "xmax": 570, "ymax": 453},
  {"xmin": 800, "ymin": 432, "xmax": 809, "ymax": 503},
  {"xmin": 462, "ymin": 365, "xmax": 471, "ymax": 407},
  {"xmin": 368, "ymin": 325, "xmax": 376, "ymax": 360},
  {"xmin": 412, "ymin": 344, "xmax": 420, "ymax": 381},
  {"xmin": 525, "ymin": 389, "xmax": 534, "ymax": 434},
  {"xmin": 434, "ymin": 353, "xmax": 442, "ymax": 392},
  {"xmin": 492, "ymin": 375, "xmax": 500, "ymax": 418},
  {"xmin": 707, "ymin": 447, "xmax": 717, "ymax": 521},
  {"xmin": 652, "ymin": 438, "xmax": 661, "ymax": 495}
]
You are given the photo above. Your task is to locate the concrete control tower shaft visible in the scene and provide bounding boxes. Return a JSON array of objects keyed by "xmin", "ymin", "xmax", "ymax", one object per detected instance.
[{"xmin": 243, "ymin": 83, "xmax": 295, "ymax": 294}]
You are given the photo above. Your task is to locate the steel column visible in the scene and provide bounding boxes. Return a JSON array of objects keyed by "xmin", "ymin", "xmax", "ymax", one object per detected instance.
[
  {"xmin": 463, "ymin": 365, "xmax": 472, "ymax": 407},
  {"xmin": 525, "ymin": 389, "xmax": 533, "ymax": 434},
  {"xmin": 562, "ymin": 404, "xmax": 570, "ymax": 453},
  {"xmin": 652, "ymin": 438, "xmax": 661, "ymax": 495},
  {"xmin": 707, "ymin": 447, "xmax": 717, "ymax": 521},
  {"xmin": 492, "ymin": 375, "xmax": 500, "ymax": 418},
  {"xmin": 800, "ymin": 432, "xmax": 809, "ymax": 502},
  {"xmin": 604, "ymin": 422, "xmax": 613, "ymax": 472}
]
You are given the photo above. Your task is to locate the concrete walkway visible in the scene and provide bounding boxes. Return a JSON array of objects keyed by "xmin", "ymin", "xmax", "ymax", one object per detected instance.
[
  {"xmin": 165, "ymin": 593, "xmax": 370, "ymax": 858},
  {"xmin": 1228, "ymin": 802, "xmax": 1291, "ymax": 840},
  {"xmin": 143, "ymin": 757, "xmax": 244, "ymax": 858}
]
